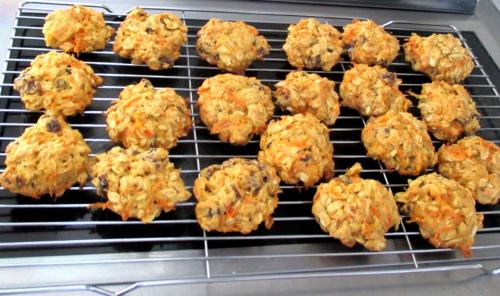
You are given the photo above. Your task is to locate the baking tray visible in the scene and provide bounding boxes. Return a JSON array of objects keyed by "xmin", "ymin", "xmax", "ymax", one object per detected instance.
[{"xmin": 0, "ymin": 1, "xmax": 499, "ymax": 295}]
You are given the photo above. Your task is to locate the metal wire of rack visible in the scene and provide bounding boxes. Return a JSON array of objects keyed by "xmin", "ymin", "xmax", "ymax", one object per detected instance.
[{"xmin": 0, "ymin": 1, "xmax": 499, "ymax": 295}]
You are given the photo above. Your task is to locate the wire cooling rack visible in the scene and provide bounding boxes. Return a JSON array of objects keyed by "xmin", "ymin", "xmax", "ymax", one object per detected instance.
[{"xmin": 0, "ymin": 1, "xmax": 499, "ymax": 295}]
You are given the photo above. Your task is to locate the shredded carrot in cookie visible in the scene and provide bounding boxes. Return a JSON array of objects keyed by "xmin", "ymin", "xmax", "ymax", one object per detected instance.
[
  {"xmin": 198, "ymin": 74, "xmax": 274, "ymax": 146},
  {"xmin": 43, "ymin": 5, "xmax": 113, "ymax": 54},
  {"xmin": 90, "ymin": 146, "xmax": 191, "ymax": 223},
  {"xmin": 106, "ymin": 79, "xmax": 191, "ymax": 150},
  {"xmin": 258, "ymin": 114, "xmax": 333, "ymax": 187},
  {"xmin": 438, "ymin": 136, "xmax": 499, "ymax": 205},
  {"xmin": 312, "ymin": 163, "xmax": 400, "ymax": 251},
  {"xmin": 396, "ymin": 173, "xmax": 483, "ymax": 257},
  {"xmin": 194, "ymin": 158, "xmax": 281, "ymax": 234},
  {"xmin": 274, "ymin": 71, "xmax": 340, "ymax": 125},
  {"xmin": 113, "ymin": 8, "xmax": 187, "ymax": 70},
  {"xmin": 0, "ymin": 115, "xmax": 90, "ymax": 199}
]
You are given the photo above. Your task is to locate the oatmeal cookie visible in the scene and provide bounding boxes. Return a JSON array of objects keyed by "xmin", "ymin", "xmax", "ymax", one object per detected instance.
[
  {"xmin": 196, "ymin": 19, "xmax": 270, "ymax": 74},
  {"xmin": 361, "ymin": 111, "xmax": 436, "ymax": 175},
  {"xmin": 413, "ymin": 81, "xmax": 479, "ymax": 143},
  {"xmin": 13, "ymin": 51, "xmax": 102, "ymax": 117},
  {"xmin": 0, "ymin": 115, "xmax": 90, "ymax": 199},
  {"xmin": 343, "ymin": 19, "xmax": 400, "ymax": 66},
  {"xmin": 258, "ymin": 114, "xmax": 333, "ymax": 187},
  {"xmin": 437, "ymin": 136, "xmax": 499, "ymax": 205},
  {"xmin": 106, "ymin": 79, "xmax": 191, "ymax": 150},
  {"xmin": 403, "ymin": 33, "xmax": 474, "ymax": 84},
  {"xmin": 395, "ymin": 173, "xmax": 483, "ymax": 257},
  {"xmin": 197, "ymin": 74, "xmax": 274, "ymax": 146},
  {"xmin": 194, "ymin": 158, "xmax": 281, "ymax": 234},
  {"xmin": 283, "ymin": 18, "xmax": 344, "ymax": 71},
  {"xmin": 339, "ymin": 64, "xmax": 411, "ymax": 117},
  {"xmin": 312, "ymin": 163, "xmax": 400, "ymax": 251},
  {"xmin": 43, "ymin": 5, "xmax": 114, "ymax": 54},
  {"xmin": 113, "ymin": 8, "xmax": 187, "ymax": 70},
  {"xmin": 90, "ymin": 146, "xmax": 191, "ymax": 223},
  {"xmin": 273, "ymin": 71, "xmax": 340, "ymax": 125}
]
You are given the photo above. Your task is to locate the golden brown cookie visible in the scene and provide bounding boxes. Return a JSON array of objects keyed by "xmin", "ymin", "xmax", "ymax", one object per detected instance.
[
  {"xmin": 403, "ymin": 33, "xmax": 474, "ymax": 84},
  {"xmin": 106, "ymin": 79, "xmax": 191, "ymax": 150},
  {"xmin": 437, "ymin": 136, "xmax": 499, "ymax": 205},
  {"xmin": 395, "ymin": 173, "xmax": 483, "ymax": 257},
  {"xmin": 312, "ymin": 163, "xmax": 400, "ymax": 251},
  {"xmin": 197, "ymin": 74, "xmax": 274, "ymax": 146},
  {"xmin": 43, "ymin": 5, "xmax": 114, "ymax": 54},
  {"xmin": 258, "ymin": 114, "xmax": 333, "ymax": 188},
  {"xmin": 361, "ymin": 111, "xmax": 436, "ymax": 175},
  {"xmin": 196, "ymin": 19, "xmax": 270, "ymax": 74},
  {"xmin": 13, "ymin": 51, "xmax": 102, "ymax": 117},
  {"xmin": 90, "ymin": 146, "xmax": 191, "ymax": 223},
  {"xmin": 113, "ymin": 8, "xmax": 187, "ymax": 70},
  {"xmin": 0, "ymin": 115, "xmax": 90, "ymax": 199},
  {"xmin": 194, "ymin": 158, "xmax": 281, "ymax": 234},
  {"xmin": 413, "ymin": 81, "xmax": 479, "ymax": 143},
  {"xmin": 339, "ymin": 64, "xmax": 411, "ymax": 117},
  {"xmin": 273, "ymin": 71, "xmax": 340, "ymax": 125},
  {"xmin": 342, "ymin": 19, "xmax": 400, "ymax": 66},
  {"xmin": 283, "ymin": 18, "xmax": 344, "ymax": 71}
]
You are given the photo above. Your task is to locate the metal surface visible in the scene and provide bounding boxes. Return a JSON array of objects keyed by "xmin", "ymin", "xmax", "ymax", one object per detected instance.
[
  {"xmin": 261, "ymin": 0, "xmax": 479, "ymax": 14},
  {"xmin": 0, "ymin": 1, "xmax": 499, "ymax": 295}
]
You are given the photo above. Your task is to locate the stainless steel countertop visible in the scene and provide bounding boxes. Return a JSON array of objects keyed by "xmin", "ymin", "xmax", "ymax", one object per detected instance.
[
  {"xmin": 0, "ymin": 1, "xmax": 499, "ymax": 295},
  {"xmin": 1, "ymin": 0, "xmax": 499, "ymax": 69}
]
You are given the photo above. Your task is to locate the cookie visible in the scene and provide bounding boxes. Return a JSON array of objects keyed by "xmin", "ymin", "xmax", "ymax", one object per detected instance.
[
  {"xmin": 414, "ymin": 81, "xmax": 479, "ymax": 143},
  {"xmin": 342, "ymin": 19, "xmax": 400, "ymax": 66},
  {"xmin": 196, "ymin": 19, "xmax": 270, "ymax": 74},
  {"xmin": 361, "ymin": 111, "xmax": 436, "ymax": 175},
  {"xmin": 197, "ymin": 74, "xmax": 274, "ymax": 146},
  {"xmin": 395, "ymin": 173, "xmax": 483, "ymax": 257},
  {"xmin": 258, "ymin": 114, "xmax": 333, "ymax": 187},
  {"xmin": 403, "ymin": 33, "xmax": 474, "ymax": 84},
  {"xmin": 312, "ymin": 163, "xmax": 400, "ymax": 251},
  {"xmin": 283, "ymin": 18, "xmax": 344, "ymax": 71},
  {"xmin": 106, "ymin": 79, "xmax": 191, "ymax": 150},
  {"xmin": 43, "ymin": 5, "xmax": 114, "ymax": 54},
  {"xmin": 437, "ymin": 136, "xmax": 499, "ymax": 205},
  {"xmin": 13, "ymin": 51, "xmax": 102, "ymax": 117},
  {"xmin": 194, "ymin": 158, "xmax": 281, "ymax": 234},
  {"xmin": 0, "ymin": 115, "xmax": 90, "ymax": 198},
  {"xmin": 339, "ymin": 64, "xmax": 411, "ymax": 117},
  {"xmin": 90, "ymin": 146, "xmax": 191, "ymax": 223},
  {"xmin": 113, "ymin": 8, "xmax": 187, "ymax": 70},
  {"xmin": 273, "ymin": 71, "xmax": 340, "ymax": 125}
]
